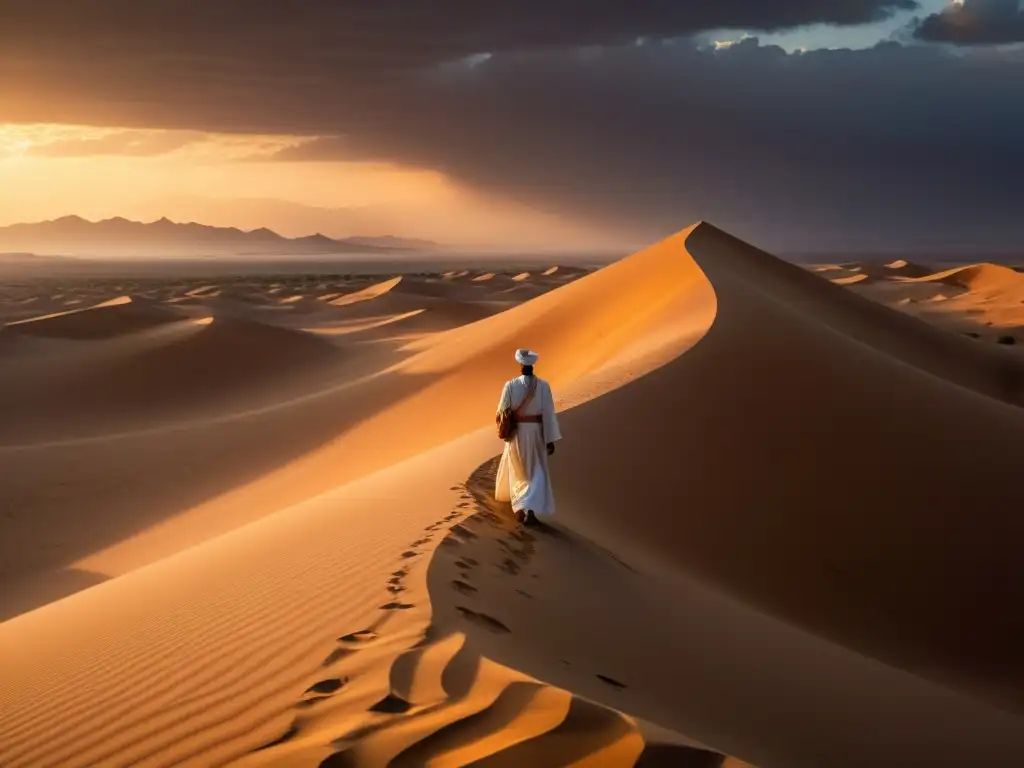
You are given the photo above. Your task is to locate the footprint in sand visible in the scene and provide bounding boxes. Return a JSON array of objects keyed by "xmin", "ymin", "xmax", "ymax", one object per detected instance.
[
  {"xmin": 380, "ymin": 601, "xmax": 415, "ymax": 611},
  {"xmin": 400, "ymin": 550, "xmax": 419, "ymax": 559},
  {"xmin": 596, "ymin": 674, "xmax": 627, "ymax": 690},
  {"xmin": 323, "ymin": 628, "xmax": 379, "ymax": 665},
  {"xmin": 499, "ymin": 558, "xmax": 521, "ymax": 575},
  {"xmin": 456, "ymin": 606, "xmax": 511, "ymax": 634},
  {"xmin": 304, "ymin": 677, "xmax": 348, "ymax": 695},
  {"xmin": 409, "ymin": 538, "xmax": 431, "ymax": 547},
  {"xmin": 498, "ymin": 540, "xmax": 531, "ymax": 562},
  {"xmin": 516, "ymin": 589, "xmax": 533, "ymax": 600},
  {"xmin": 369, "ymin": 693, "xmax": 413, "ymax": 714},
  {"xmin": 339, "ymin": 629, "xmax": 378, "ymax": 644},
  {"xmin": 451, "ymin": 580, "xmax": 478, "ymax": 595},
  {"xmin": 299, "ymin": 679, "xmax": 352, "ymax": 708},
  {"xmin": 450, "ymin": 524, "xmax": 478, "ymax": 541}
]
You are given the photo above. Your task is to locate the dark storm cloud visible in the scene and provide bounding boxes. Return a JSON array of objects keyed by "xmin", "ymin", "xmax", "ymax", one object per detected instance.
[
  {"xmin": 2, "ymin": 1, "xmax": 1023, "ymax": 251},
  {"xmin": 915, "ymin": 0, "xmax": 1024, "ymax": 45},
  {"xmin": 268, "ymin": 39, "xmax": 1024, "ymax": 252},
  {"xmin": 0, "ymin": 1, "xmax": 918, "ymax": 63}
]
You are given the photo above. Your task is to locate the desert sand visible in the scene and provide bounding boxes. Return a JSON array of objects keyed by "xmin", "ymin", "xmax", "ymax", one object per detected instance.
[
  {"xmin": 814, "ymin": 257, "xmax": 1024, "ymax": 348},
  {"xmin": 2, "ymin": 224, "xmax": 1023, "ymax": 767}
]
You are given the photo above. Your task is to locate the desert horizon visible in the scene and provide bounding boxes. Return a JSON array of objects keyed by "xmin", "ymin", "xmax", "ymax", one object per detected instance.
[
  {"xmin": 3, "ymin": 220, "xmax": 1024, "ymax": 767},
  {"xmin": 4, "ymin": 2, "xmax": 1024, "ymax": 766}
]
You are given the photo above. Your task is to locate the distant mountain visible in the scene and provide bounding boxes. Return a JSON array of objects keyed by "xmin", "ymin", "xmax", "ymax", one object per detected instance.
[
  {"xmin": 0, "ymin": 216, "xmax": 441, "ymax": 258},
  {"xmin": 343, "ymin": 235, "xmax": 441, "ymax": 250}
]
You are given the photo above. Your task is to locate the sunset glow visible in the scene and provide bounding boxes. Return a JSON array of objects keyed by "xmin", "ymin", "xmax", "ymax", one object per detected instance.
[{"xmin": 0, "ymin": 123, "xmax": 626, "ymax": 251}]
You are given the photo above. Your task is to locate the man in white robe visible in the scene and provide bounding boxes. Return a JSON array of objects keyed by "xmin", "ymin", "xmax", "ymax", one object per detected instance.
[{"xmin": 495, "ymin": 348, "xmax": 562, "ymax": 525}]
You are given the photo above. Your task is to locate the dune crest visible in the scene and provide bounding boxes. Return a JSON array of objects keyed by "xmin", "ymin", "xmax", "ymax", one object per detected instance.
[
  {"xmin": 329, "ymin": 276, "xmax": 403, "ymax": 306},
  {"xmin": 829, "ymin": 272, "xmax": 869, "ymax": 285},
  {"xmin": 3, "ymin": 223, "xmax": 1024, "ymax": 767},
  {"xmin": 6, "ymin": 295, "xmax": 184, "ymax": 339},
  {"xmin": 900, "ymin": 262, "xmax": 1023, "ymax": 290},
  {"xmin": 825, "ymin": 258, "xmax": 1024, "ymax": 346},
  {"xmin": 0, "ymin": 314, "xmax": 346, "ymax": 442},
  {"xmin": 552, "ymin": 223, "xmax": 1024, "ymax": 709}
]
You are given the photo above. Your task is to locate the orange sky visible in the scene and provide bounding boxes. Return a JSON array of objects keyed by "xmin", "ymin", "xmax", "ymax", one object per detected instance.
[{"xmin": 0, "ymin": 123, "xmax": 635, "ymax": 252}]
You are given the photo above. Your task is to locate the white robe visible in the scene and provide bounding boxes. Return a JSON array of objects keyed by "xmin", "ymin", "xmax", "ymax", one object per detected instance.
[{"xmin": 495, "ymin": 375, "xmax": 562, "ymax": 516}]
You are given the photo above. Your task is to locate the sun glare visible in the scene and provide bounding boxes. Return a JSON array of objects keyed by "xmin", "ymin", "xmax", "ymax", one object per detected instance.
[{"xmin": 0, "ymin": 121, "xmax": 622, "ymax": 249}]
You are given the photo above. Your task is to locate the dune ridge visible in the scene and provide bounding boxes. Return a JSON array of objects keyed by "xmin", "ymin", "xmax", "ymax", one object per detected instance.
[
  {"xmin": 552, "ymin": 224, "xmax": 1024, "ymax": 707},
  {"xmin": 2, "ymin": 223, "xmax": 1023, "ymax": 767},
  {"xmin": 5, "ymin": 295, "xmax": 186, "ymax": 339},
  {"xmin": 328, "ymin": 276, "xmax": 404, "ymax": 306},
  {"xmin": 0, "ymin": 313, "xmax": 348, "ymax": 441},
  {"xmin": 822, "ymin": 257, "xmax": 1024, "ymax": 348},
  {"xmin": 898, "ymin": 262, "xmax": 1024, "ymax": 290}
]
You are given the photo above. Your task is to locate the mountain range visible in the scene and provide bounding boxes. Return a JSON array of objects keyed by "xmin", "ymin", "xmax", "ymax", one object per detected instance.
[{"xmin": 0, "ymin": 216, "xmax": 440, "ymax": 258}]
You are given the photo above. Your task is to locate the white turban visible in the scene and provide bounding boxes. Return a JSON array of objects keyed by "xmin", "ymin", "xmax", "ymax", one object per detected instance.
[{"xmin": 515, "ymin": 348, "xmax": 539, "ymax": 366}]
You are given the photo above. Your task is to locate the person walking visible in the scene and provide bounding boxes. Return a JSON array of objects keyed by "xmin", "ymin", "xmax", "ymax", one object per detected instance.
[{"xmin": 495, "ymin": 348, "xmax": 561, "ymax": 525}]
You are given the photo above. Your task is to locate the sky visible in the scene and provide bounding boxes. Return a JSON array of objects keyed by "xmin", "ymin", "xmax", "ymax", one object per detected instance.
[{"xmin": 1, "ymin": 0, "xmax": 1022, "ymax": 253}]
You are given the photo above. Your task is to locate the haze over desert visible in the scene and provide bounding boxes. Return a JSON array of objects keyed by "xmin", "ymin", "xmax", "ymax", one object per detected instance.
[{"xmin": 4, "ymin": 2, "xmax": 1024, "ymax": 767}]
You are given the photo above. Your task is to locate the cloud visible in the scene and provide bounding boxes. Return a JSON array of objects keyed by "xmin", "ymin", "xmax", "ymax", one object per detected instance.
[
  {"xmin": 26, "ymin": 130, "xmax": 203, "ymax": 158},
  {"xmin": 0, "ymin": 2, "xmax": 918, "ymax": 63},
  {"xmin": 914, "ymin": 0, "xmax": 1024, "ymax": 44},
  {"xmin": 3, "ymin": 3, "xmax": 1024, "ymax": 251},
  {"xmin": 263, "ymin": 39, "xmax": 1024, "ymax": 251}
]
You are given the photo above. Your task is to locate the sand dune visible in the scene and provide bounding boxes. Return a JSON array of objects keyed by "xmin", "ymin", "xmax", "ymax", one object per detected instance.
[
  {"xmin": 0, "ymin": 314, "xmax": 345, "ymax": 441},
  {"xmin": 551, "ymin": 225, "xmax": 1024, "ymax": 707},
  {"xmin": 826, "ymin": 259, "xmax": 1024, "ymax": 346},
  {"xmin": 2, "ymin": 224, "xmax": 1023, "ymax": 767},
  {"xmin": 5, "ymin": 295, "xmax": 187, "ymax": 339},
  {"xmin": 185, "ymin": 285, "xmax": 222, "ymax": 298},
  {"xmin": 329, "ymin": 276, "xmax": 403, "ymax": 306},
  {"xmin": 317, "ymin": 284, "xmax": 497, "ymax": 335},
  {"xmin": 900, "ymin": 262, "xmax": 1024, "ymax": 290},
  {"xmin": 495, "ymin": 282, "xmax": 550, "ymax": 299},
  {"xmin": 817, "ymin": 259, "xmax": 932, "ymax": 286},
  {"xmin": 828, "ymin": 272, "xmax": 869, "ymax": 285},
  {"xmin": 393, "ymin": 276, "xmax": 486, "ymax": 298},
  {"xmin": 881, "ymin": 258, "xmax": 933, "ymax": 277}
]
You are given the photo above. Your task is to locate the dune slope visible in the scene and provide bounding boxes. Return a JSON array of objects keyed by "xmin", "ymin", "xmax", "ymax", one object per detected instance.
[
  {"xmin": 2, "ymin": 223, "xmax": 1022, "ymax": 768},
  {"xmin": 552, "ymin": 223, "xmax": 1024, "ymax": 708},
  {"xmin": 6, "ymin": 295, "xmax": 185, "ymax": 339},
  {"xmin": 1, "ymin": 315, "xmax": 347, "ymax": 440}
]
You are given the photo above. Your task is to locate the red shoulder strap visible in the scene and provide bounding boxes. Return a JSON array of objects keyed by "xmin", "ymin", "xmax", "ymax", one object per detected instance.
[{"xmin": 514, "ymin": 377, "xmax": 539, "ymax": 417}]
